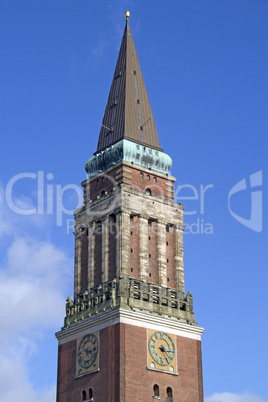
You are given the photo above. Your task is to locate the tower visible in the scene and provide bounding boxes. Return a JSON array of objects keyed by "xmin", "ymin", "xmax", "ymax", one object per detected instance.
[{"xmin": 56, "ymin": 12, "xmax": 204, "ymax": 402}]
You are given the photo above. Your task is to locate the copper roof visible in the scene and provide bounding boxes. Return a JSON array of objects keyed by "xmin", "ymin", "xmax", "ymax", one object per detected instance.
[{"xmin": 96, "ymin": 18, "xmax": 162, "ymax": 153}]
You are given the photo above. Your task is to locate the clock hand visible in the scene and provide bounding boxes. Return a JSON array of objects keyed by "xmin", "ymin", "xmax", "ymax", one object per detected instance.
[
  {"xmin": 159, "ymin": 345, "xmax": 168, "ymax": 352},
  {"xmin": 84, "ymin": 348, "xmax": 92, "ymax": 356}
]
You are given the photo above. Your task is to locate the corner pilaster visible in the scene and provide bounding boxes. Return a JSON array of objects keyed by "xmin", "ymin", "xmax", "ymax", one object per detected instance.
[
  {"xmin": 139, "ymin": 215, "xmax": 149, "ymax": 281},
  {"xmin": 102, "ymin": 216, "xmax": 110, "ymax": 283},
  {"xmin": 157, "ymin": 221, "xmax": 167, "ymax": 286},
  {"xmin": 74, "ymin": 235, "xmax": 82, "ymax": 296},
  {"xmin": 87, "ymin": 221, "xmax": 95, "ymax": 290},
  {"xmin": 116, "ymin": 210, "xmax": 130, "ymax": 278},
  {"xmin": 175, "ymin": 225, "xmax": 185, "ymax": 297}
]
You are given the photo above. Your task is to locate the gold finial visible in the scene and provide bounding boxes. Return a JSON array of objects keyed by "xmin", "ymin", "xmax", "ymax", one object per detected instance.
[{"xmin": 125, "ymin": 10, "xmax": 130, "ymax": 20}]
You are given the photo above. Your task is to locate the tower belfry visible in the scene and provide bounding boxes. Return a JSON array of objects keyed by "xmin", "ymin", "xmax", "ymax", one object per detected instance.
[{"xmin": 56, "ymin": 12, "xmax": 204, "ymax": 402}]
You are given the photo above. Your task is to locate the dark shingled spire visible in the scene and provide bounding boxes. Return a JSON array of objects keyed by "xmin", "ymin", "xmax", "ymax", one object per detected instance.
[{"xmin": 96, "ymin": 16, "xmax": 162, "ymax": 153}]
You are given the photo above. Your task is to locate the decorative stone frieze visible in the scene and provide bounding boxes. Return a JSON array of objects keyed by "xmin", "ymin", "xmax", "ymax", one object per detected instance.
[{"xmin": 64, "ymin": 277, "xmax": 197, "ymax": 329}]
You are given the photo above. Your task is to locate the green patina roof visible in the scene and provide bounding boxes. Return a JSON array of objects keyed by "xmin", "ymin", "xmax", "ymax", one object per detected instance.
[{"xmin": 85, "ymin": 139, "xmax": 172, "ymax": 178}]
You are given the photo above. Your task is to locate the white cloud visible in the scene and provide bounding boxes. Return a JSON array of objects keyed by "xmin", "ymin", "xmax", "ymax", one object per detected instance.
[
  {"xmin": 0, "ymin": 237, "xmax": 72, "ymax": 340},
  {"xmin": 0, "ymin": 182, "xmax": 72, "ymax": 401},
  {"xmin": 0, "ymin": 353, "xmax": 56, "ymax": 402},
  {"xmin": 205, "ymin": 391, "xmax": 266, "ymax": 402}
]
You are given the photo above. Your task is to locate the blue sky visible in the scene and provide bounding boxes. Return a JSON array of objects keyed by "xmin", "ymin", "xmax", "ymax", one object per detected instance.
[{"xmin": 0, "ymin": 1, "xmax": 267, "ymax": 401}]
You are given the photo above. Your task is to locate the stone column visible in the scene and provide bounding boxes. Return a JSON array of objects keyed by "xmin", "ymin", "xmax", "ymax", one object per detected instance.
[
  {"xmin": 87, "ymin": 222, "xmax": 95, "ymax": 290},
  {"xmin": 139, "ymin": 215, "xmax": 149, "ymax": 281},
  {"xmin": 116, "ymin": 210, "xmax": 130, "ymax": 278},
  {"xmin": 175, "ymin": 225, "xmax": 185, "ymax": 297},
  {"xmin": 74, "ymin": 234, "xmax": 82, "ymax": 296},
  {"xmin": 102, "ymin": 216, "xmax": 109, "ymax": 283},
  {"xmin": 157, "ymin": 221, "xmax": 167, "ymax": 286}
]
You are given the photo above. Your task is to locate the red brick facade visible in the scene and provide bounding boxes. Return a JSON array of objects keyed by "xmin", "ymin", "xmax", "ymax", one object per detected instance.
[
  {"xmin": 57, "ymin": 322, "xmax": 203, "ymax": 402},
  {"xmin": 82, "ymin": 163, "xmax": 175, "ymax": 204}
]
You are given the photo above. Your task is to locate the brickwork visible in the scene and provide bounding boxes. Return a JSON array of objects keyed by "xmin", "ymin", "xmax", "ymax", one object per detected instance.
[
  {"xmin": 74, "ymin": 184, "xmax": 184, "ymax": 295},
  {"xmin": 82, "ymin": 162, "xmax": 175, "ymax": 204},
  {"xmin": 122, "ymin": 323, "xmax": 203, "ymax": 401},
  {"xmin": 56, "ymin": 322, "xmax": 203, "ymax": 402},
  {"xmin": 166, "ymin": 226, "xmax": 176, "ymax": 288},
  {"xmin": 56, "ymin": 325, "xmax": 120, "ymax": 402}
]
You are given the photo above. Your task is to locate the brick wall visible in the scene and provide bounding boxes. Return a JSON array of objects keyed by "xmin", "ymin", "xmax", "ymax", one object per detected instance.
[
  {"xmin": 56, "ymin": 325, "xmax": 120, "ymax": 402},
  {"xmin": 166, "ymin": 226, "xmax": 176, "ymax": 288},
  {"xmin": 82, "ymin": 162, "xmax": 175, "ymax": 203},
  {"xmin": 56, "ymin": 322, "xmax": 203, "ymax": 402}
]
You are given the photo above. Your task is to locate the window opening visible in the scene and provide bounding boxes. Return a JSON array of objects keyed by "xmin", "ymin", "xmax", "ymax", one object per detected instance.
[
  {"xmin": 153, "ymin": 384, "xmax": 160, "ymax": 397},
  {"xmin": 167, "ymin": 387, "xmax": 173, "ymax": 397}
]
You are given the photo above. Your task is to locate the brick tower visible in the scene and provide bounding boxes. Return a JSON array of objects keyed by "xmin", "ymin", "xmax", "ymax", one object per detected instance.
[{"xmin": 56, "ymin": 11, "xmax": 204, "ymax": 402}]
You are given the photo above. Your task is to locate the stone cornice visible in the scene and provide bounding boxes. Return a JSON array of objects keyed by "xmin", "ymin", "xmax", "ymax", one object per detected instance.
[{"xmin": 55, "ymin": 308, "xmax": 204, "ymax": 345}]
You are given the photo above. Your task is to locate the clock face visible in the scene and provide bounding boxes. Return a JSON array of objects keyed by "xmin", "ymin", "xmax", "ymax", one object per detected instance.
[
  {"xmin": 148, "ymin": 331, "xmax": 175, "ymax": 366},
  {"xmin": 77, "ymin": 333, "xmax": 98, "ymax": 369}
]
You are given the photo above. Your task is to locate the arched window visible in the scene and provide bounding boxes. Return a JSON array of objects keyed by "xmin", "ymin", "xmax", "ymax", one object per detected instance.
[
  {"xmin": 153, "ymin": 384, "xmax": 160, "ymax": 396},
  {"xmin": 81, "ymin": 390, "xmax": 87, "ymax": 401},
  {"xmin": 167, "ymin": 386, "xmax": 173, "ymax": 399},
  {"xmin": 146, "ymin": 188, "xmax": 151, "ymax": 196},
  {"xmin": 89, "ymin": 388, "xmax": 93, "ymax": 400}
]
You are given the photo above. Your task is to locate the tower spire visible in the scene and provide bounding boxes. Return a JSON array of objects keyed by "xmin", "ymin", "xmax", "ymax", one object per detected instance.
[{"xmin": 96, "ymin": 12, "xmax": 162, "ymax": 153}]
